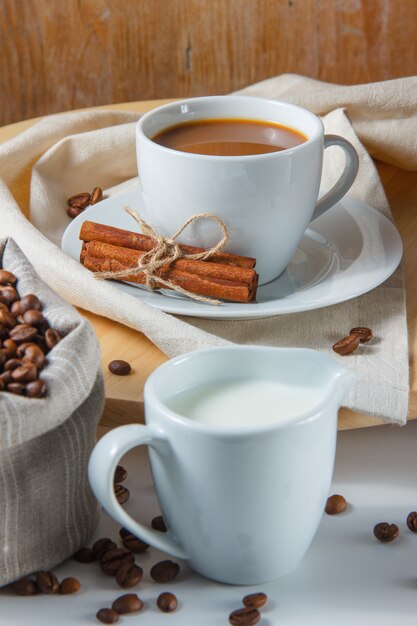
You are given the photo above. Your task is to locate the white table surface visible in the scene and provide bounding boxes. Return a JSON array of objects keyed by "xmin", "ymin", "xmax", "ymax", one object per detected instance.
[{"xmin": 2, "ymin": 419, "xmax": 417, "ymax": 625}]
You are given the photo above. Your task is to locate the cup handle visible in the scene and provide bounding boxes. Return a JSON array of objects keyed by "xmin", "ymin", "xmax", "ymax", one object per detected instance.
[
  {"xmin": 311, "ymin": 134, "xmax": 359, "ymax": 221},
  {"xmin": 88, "ymin": 424, "xmax": 187, "ymax": 560}
]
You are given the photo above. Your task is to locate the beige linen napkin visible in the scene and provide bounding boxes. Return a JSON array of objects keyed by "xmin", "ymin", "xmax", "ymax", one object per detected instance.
[{"xmin": 0, "ymin": 75, "xmax": 414, "ymax": 423}]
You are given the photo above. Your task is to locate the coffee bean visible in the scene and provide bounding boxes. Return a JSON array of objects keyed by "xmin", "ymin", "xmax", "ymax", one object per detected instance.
[
  {"xmin": 229, "ymin": 607, "xmax": 261, "ymax": 625},
  {"xmin": 73, "ymin": 547, "xmax": 95, "ymax": 563},
  {"xmin": 19, "ymin": 294, "xmax": 42, "ymax": 313},
  {"xmin": 9, "ymin": 324, "xmax": 38, "ymax": 343},
  {"xmin": 242, "ymin": 592, "xmax": 268, "ymax": 609},
  {"xmin": 11, "ymin": 363, "xmax": 37, "ymax": 382},
  {"xmin": 10, "ymin": 577, "xmax": 38, "ymax": 595},
  {"xmin": 44, "ymin": 328, "xmax": 62, "ymax": 350},
  {"xmin": 35, "ymin": 570, "xmax": 59, "ymax": 594},
  {"xmin": 67, "ymin": 205, "xmax": 84, "ymax": 219},
  {"xmin": 60, "ymin": 577, "xmax": 81, "ymax": 594},
  {"xmin": 350, "ymin": 326, "xmax": 373, "ymax": 343},
  {"xmin": 325, "ymin": 494, "xmax": 347, "ymax": 515},
  {"xmin": 115, "ymin": 484, "xmax": 130, "ymax": 505},
  {"xmin": 373, "ymin": 522, "xmax": 399, "ymax": 542},
  {"xmin": 19, "ymin": 343, "xmax": 45, "ymax": 368},
  {"xmin": 122, "ymin": 532, "xmax": 150, "ymax": 554},
  {"xmin": 332, "ymin": 334, "xmax": 360, "ymax": 356},
  {"xmin": 96, "ymin": 608, "xmax": 119, "ymax": 624},
  {"xmin": 115, "ymin": 563, "xmax": 143, "ymax": 589},
  {"xmin": 407, "ymin": 511, "xmax": 417, "ymax": 532},
  {"xmin": 26, "ymin": 379, "xmax": 47, "ymax": 398},
  {"xmin": 22, "ymin": 309, "xmax": 45, "ymax": 327},
  {"xmin": 10, "ymin": 301, "xmax": 22, "ymax": 316},
  {"xmin": 68, "ymin": 192, "xmax": 91, "ymax": 208},
  {"xmin": 0, "ymin": 370, "xmax": 12, "ymax": 385},
  {"xmin": 0, "ymin": 270, "xmax": 17, "ymax": 285},
  {"xmin": 7, "ymin": 382, "xmax": 25, "ymax": 395},
  {"xmin": 150, "ymin": 560, "xmax": 180, "ymax": 583},
  {"xmin": 157, "ymin": 592, "xmax": 178, "ymax": 613},
  {"xmin": 108, "ymin": 359, "xmax": 131, "ymax": 376},
  {"xmin": 4, "ymin": 358, "xmax": 22, "ymax": 371},
  {"xmin": 2, "ymin": 339, "xmax": 17, "ymax": 358},
  {"xmin": 112, "ymin": 593, "xmax": 144, "ymax": 614},
  {"xmin": 151, "ymin": 515, "xmax": 167, "ymax": 532},
  {"xmin": 0, "ymin": 286, "xmax": 18, "ymax": 304},
  {"xmin": 100, "ymin": 548, "xmax": 134, "ymax": 575},
  {"xmin": 0, "ymin": 309, "xmax": 17, "ymax": 329},
  {"xmin": 114, "ymin": 465, "xmax": 127, "ymax": 484},
  {"xmin": 91, "ymin": 187, "xmax": 103, "ymax": 204},
  {"xmin": 92, "ymin": 537, "xmax": 117, "ymax": 561}
]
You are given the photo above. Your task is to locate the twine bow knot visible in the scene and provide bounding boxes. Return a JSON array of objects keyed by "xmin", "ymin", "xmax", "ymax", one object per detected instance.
[{"xmin": 95, "ymin": 207, "xmax": 230, "ymax": 305}]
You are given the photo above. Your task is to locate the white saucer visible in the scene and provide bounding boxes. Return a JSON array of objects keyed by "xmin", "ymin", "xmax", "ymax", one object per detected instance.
[{"xmin": 61, "ymin": 186, "xmax": 403, "ymax": 320}]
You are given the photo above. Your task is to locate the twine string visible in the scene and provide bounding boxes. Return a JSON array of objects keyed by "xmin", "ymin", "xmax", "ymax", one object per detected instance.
[{"xmin": 94, "ymin": 207, "xmax": 230, "ymax": 305}]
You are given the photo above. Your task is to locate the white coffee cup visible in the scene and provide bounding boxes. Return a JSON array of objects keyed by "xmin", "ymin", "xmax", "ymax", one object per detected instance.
[
  {"xmin": 136, "ymin": 96, "xmax": 359, "ymax": 285},
  {"xmin": 88, "ymin": 346, "xmax": 354, "ymax": 585}
]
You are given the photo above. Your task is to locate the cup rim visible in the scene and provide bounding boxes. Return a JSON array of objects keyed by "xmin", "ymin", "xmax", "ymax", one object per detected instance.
[
  {"xmin": 136, "ymin": 95, "xmax": 324, "ymax": 162},
  {"xmin": 144, "ymin": 345, "xmax": 346, "ymax": 437}
]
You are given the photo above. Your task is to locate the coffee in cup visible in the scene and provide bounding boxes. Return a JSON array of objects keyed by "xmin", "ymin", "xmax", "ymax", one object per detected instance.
[{"xmin": 136, "ymin": 96, "xmax": 359, "ymax": 285}]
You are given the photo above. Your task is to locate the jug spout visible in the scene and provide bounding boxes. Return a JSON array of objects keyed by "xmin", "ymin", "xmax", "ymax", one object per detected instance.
[{"xmin": 331, "ymin": 367, "xmax": 356, "ymax": 407}]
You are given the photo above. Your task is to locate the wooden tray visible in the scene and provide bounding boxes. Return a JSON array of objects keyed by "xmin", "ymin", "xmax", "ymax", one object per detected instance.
[{"xmin": 2, "ymin": 100, "xmax": 416, "ymax": 431}]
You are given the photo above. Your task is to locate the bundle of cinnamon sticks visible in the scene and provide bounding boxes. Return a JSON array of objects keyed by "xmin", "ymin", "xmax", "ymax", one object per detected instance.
[{"xmin": 79, "ymin": 221, "xmax": 259, "ymax": 303}]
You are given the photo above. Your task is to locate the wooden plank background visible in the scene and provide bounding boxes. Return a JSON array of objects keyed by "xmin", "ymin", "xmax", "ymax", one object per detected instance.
[{"xmin": 1, "ymin": 0, "xmax": 417, "ymax": 125}]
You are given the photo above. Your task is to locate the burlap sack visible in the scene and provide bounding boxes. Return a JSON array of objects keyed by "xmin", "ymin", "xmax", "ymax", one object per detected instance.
[{"xmin": 0, "ymin": 237, "xmax": 104, "ymax": 586}]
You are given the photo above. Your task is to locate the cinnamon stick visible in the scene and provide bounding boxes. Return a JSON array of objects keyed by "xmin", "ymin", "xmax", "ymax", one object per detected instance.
[
  {"xmin": 79, "ymin": 221, "xmax": 256, "ymax": 269},
  {"xmin": 82, "ymin": 256, "xmax": 257, "ymax": 303},
  {"xmin": 84, "ymin": 240, "xmax": 257, "ymax": 289}
]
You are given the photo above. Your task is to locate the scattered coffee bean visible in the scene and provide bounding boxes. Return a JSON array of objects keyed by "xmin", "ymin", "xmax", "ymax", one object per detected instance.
[
  {"xmin": 100, "ymin": 548, "xmax": 134, "ymax": 575},
  {"xmin": 116, "ymin": 563, "xmax": 143, "ymax": 589},
  {"xmin": 150, "ymin": 560, "xmax": 180, "ymax": 583},
  {"xmin": 10, "ymin": 577, "xmax": 38, "ymax": 596},
  {"xmin": 112, "ymin": 593, "xmax": 144, "ymax": 614},
  {"xmin": 406, "ymin": 511, "xmax": 417, "ymax": 532},
  {"xmin": 67, "ymin": 206, "xmax": 84, "ymax": 219},
  {"xmin": 73, "ymin": 547, "xmax": 95, "ymax": 563},
  {"xmin": 373, "ymin": 522, "xmax": 399, "ymax": 543},
  {"xmin": 0, "ymin": 270, "xmax": 17, "ymax": 285},
  {"xmin": 67, "ymin": 192, "xmax": 91, "ymax": 208},
  {"xmin": 20, "ymin": 343, "xmax": 45, "ymax": 368},
  {"xmin": 60, "ymin": 577, "xmax": 81, "ymax": 594},
  {"xmin": 350, "ymin": 326, "xmax": 373, "ymax": 343},
  {"xmin": 115, "ymin": 484, "xmax": 130, "ymax": 505},
  {"xmin": 96, "ymin": 608, "xmax": 119, "ymax": 624},
  {"xmin": 114, "ymin": 465, "xmax": 127, "ymax": 484},
  {"xmin": 325, "ymin": 494, "xmax": 348, "ymax": 515},
  {"xmin": 157, "ymin": 592, "xmax": 178, "ymax": 613},
  {"xmin": 35, "ymin": 570, "xmax": 59, "ymax": 594},
  {"xmin": 151, "ymin": 515, "xmax": 167, "ymax": 532},
  {"xmin": 332, "ymin": 334, "xmax": 360, "ymax": 356},
  {"xmin": 91, "ymin": 187, "xmax": 103, "ymax": 204},
  {"xmin": 108, "ymin": 359, "xmax": 131, "ymax": 376},
  {"xmin": 229, "ymin": 607, "xmax": 261, "ymax": 625},
  {"xmin": 92, "ymin": 537, "xmax": 118, "ymax": 561},
  {"xmin": 242, "ymin": 592, "xmax": 268, "ymax": 609},
  {"xmin": 122, "ymin": 532, "xmax": 150, "ymax": 553}
]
